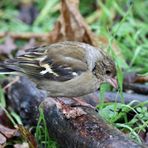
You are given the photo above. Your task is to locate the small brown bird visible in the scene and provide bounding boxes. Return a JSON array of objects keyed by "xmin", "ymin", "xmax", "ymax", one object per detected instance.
[{"xmin": 0, "ymin": 41, "xmax": 117, "ymax": 97}]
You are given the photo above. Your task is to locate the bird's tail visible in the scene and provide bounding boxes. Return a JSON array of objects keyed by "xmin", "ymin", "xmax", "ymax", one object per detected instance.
[{"xmin": 0, "ymin": 61, "xmax": 22, "ymax": 75}]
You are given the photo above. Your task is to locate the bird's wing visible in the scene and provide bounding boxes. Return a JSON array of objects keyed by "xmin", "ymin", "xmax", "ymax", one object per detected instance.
[{"xmin": 2, "ymin": 43, "xmax": 88, "ymax": 81}]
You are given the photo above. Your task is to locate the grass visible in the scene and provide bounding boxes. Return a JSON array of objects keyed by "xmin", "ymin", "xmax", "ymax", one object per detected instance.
[
  {"xmin": 0, "ymin": 0, "xmax": 148, "ymax": 147},
  {"xmin": 99, "ymin": 101, "xmax": 148, "ymax": 143},
  {"xmin": 95, "ymin": 0, "xmax": 148, "ymax": 143},
  {"xmin": 35, "ymin": 107, "xmax": 58, "ymax": 148}
]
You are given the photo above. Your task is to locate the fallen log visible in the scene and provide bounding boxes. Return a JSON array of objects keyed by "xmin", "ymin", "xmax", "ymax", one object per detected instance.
[
  {"xmin": 42, "ymin": 98, "xmax": 147, "ymax": 148},
  {"xmin": 5, "ymin": 77, "xmax": 147, "ymax": 147},
  {"xmin": 82, "ymin": 91, "xmax": 148, "ymax": 107},
  {"xmin": 123, "ymin": 83, "xmax": 148, "ymax": 95}
]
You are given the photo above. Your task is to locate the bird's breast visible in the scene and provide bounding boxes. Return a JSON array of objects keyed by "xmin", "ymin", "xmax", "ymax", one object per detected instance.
[{"xmin": 36, "ymin": 71, "xmax": 100, "ymax": 97}]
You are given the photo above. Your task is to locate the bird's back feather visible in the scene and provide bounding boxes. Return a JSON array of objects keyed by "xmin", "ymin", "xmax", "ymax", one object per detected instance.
[{"xmin": 0, "ymin": 42, "xmax": 90, "ymax": 81}]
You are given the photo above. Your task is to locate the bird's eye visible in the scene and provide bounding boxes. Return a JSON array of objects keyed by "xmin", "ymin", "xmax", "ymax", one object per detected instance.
[{"xmin": 106, "ymin": 70, "xmax": 111, "ymax": 76}]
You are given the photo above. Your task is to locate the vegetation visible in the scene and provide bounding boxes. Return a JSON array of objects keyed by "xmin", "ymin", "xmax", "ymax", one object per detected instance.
[{"xmin": 0, "ymin": 0, "xmax": 147, "ymax": 147}]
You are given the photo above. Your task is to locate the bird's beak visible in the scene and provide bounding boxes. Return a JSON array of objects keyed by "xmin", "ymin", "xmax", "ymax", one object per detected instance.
[{"xmin": 106, "ymin": 78, "xmax": 118, "ymax": 89}]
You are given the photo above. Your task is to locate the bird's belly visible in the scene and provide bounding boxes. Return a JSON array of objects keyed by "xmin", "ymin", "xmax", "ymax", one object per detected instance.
[{"xmin": 37, "ymin": 72, "xmax": 100, "ymax": 97}]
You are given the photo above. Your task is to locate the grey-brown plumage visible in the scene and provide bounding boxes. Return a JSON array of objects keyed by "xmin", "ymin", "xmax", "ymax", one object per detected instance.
[{"xmin": 0, "ymin": 41, "xmax": 117, "ymax": 97}]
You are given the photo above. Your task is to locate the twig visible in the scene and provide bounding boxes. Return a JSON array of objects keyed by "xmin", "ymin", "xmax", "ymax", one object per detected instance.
[{"xmin": 0, "ymin": 32, "xmax": 49, "ymax": 41}]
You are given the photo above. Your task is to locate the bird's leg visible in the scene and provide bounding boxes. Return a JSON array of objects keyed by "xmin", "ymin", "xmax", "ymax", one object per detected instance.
[{"xmin": 71, "ymin": 97, "xmax": 96, "ymax": 110}]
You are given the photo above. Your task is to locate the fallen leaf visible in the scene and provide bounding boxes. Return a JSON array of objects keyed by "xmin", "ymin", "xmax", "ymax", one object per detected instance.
[
  {"xmin": 49, "ymin": 0, "xmax": 98, "ymax": 46},
  {"xmin": 48, "ymin": 0, "xmax": 122, "ymax": 58},
  {"xmin": 0, "ymin": 133, "xmax": 6, "ymax": 145},
  {"xmin": 135, "ymin": 75, "xmax": 148, "ymax": 83},
  {"xmin": 0, "ymin": 36, "xmax": 16, "ymax": 55},
  {"xmin": 0, "ymin": 124, "xmax": 17, "ymax": 139}
]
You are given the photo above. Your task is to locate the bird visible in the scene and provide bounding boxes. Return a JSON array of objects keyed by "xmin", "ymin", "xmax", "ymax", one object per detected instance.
[{"xmin": 0, "ymin": 41, "xmax": 117, "ymax": 97}]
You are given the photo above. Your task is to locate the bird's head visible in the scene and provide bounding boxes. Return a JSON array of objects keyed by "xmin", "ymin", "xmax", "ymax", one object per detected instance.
[{"xmin": 93, "ymin": 56, "xmax": 118, "ymax": 89}]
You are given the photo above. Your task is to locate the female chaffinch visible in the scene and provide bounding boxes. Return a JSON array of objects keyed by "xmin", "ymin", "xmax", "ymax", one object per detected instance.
[{"xmin": 0, "ymin": 41, "xmax": 117, "ymax": 97}]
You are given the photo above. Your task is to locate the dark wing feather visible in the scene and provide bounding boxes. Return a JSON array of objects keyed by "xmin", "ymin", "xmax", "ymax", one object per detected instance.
[
  {"xmin": 39, "ymin": 57, "xmax": 87, "ymax": 81},
  {"xmin": 1, "ymin": 43, "xmax": 88, "ymax": 81}
]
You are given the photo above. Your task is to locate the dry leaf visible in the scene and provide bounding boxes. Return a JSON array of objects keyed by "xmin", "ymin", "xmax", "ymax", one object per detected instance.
[
  {"xmin": 0, "ymin": 124, "xmax": 17, "ymax": 139},
  {"xmin": 48, "ymin": 0, "xmax": 122, "ymax": 58},
  {"xmin": 49, "ymin": 0, "xmax": 98, "ymax": 46},
  {"xmin": 0, "ymin": 36, "xmax": 16, "ymax": 55},
  {"xmin": 0, "ymin": 133, "xmax": 6, "ymax": 145}
]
